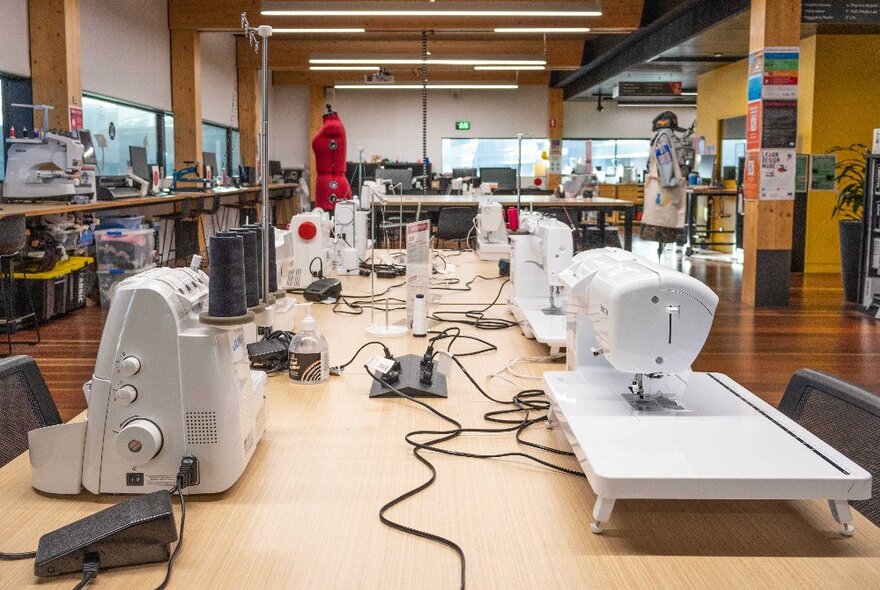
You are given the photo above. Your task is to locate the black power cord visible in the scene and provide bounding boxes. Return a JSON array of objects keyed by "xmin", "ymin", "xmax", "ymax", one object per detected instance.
[
  {"xmin": 153, "ymin": 456, "xmax": 198, "ymax": 590},
  {"xmin": 330, "ymin": 341, "xmax": 393, "ymax": 375},
  {"xmin": 0, "ymin": 550, "xmax": 36, "ymax": 561},
  {"xmin": 428, "ymin": 279, "xmax": 518, "ymax": 330},
  {"xmin": 72, "ymin": 554, "xmax": 100, "ymax": 589}
]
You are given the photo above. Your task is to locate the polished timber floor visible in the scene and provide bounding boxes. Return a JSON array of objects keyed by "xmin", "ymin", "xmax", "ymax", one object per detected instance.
[{"xmin": 16, "ymin": 236, "xmax": 880, "ymax": 422}]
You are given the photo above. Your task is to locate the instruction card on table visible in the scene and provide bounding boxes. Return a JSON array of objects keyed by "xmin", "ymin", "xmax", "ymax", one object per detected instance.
[{"xmin": 406, "ymin": 220, "xmax": 431, "ymax": 325}]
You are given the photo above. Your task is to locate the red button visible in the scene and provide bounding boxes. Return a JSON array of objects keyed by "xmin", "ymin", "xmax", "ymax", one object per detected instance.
[{"xmin": 298, "ymin": 221, "xmax": 317, "ymax": 240}]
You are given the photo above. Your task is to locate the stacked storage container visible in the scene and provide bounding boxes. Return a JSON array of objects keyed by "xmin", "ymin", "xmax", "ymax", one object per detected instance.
[{"xmin": 94, "ymin": 228, "xmax": 157, "ymax": 307}]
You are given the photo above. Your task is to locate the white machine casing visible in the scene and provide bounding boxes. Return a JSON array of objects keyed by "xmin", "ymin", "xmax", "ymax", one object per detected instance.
[
  {"xmin": 560, "ymin": 247, "xmax": 718, "ymax": 375},
  {"xmin": 29, "ymin": 266, "xmax": 267, "ymax": 495},
  {"xmin": 3, "ymin": 133, "xmax": 85, "ymax": 199},
  {"xmin": 510, "ymin": 218, "xmax": 573, "ymax": 300},
  {"xmin": 359, "ymin": 179, "xmax": 386, "ymax": 210},
  {"xmin": 286, "ymin": 210, "xmax": 331, "ymax": 290},
  {"xmin": 475, "ymin": 201, "xmax": 509, "ymax": 260},
  {"xmin": 333, "ymin": 199, "xmax": 368, "ymax": 274}
]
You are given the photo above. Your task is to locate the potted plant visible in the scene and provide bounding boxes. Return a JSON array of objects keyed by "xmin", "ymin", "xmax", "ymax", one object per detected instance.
[{"xmin": 830, "ymin": 143, "xmax": 868, "ymax": 303}]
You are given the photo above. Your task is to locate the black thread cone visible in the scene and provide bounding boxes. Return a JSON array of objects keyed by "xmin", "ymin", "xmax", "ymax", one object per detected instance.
[
  {"xmin": 228, "ymin": 228, "xmax": 260, "ymax": 308},
  {"xmin": 208, "ymin": 232, "xmax": 247, "ymax": 317}
]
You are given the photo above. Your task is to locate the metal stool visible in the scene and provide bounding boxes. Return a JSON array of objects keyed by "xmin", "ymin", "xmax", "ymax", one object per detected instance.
[
  {"xmin": 156, "ymin": 197, "xmax": 192, "ymax": 266},
  {"xmin": 0, "ymin": 215, "xmax": 41, "ymax": 357}
]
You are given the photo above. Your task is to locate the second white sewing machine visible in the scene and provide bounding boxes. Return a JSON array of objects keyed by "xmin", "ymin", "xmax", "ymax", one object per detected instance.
[{"xmin": 543, "ymin": 248, "xmax": 871, "ymax": 535}]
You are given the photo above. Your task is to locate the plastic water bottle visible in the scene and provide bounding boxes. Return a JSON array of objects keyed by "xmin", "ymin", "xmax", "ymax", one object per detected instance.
[{"xmin": 288, "ymin": 304, "xmax": 329, "ymax": 384}]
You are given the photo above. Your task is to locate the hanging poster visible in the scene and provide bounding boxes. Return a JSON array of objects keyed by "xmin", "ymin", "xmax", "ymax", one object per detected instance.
[
  {"xmin": 759, "ymin": 149, "xmax": 796, "ymax": 200},
  {"xmin": 811, "ymin": 154, "xmax": 837, "ymax": 191},
  {"xmin": 795, "ymin": 154, "xmax": 810, "ymax": 193}
]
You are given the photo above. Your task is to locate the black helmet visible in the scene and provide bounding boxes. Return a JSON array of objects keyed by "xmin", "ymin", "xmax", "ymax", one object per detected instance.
[{"xmin": 652, "ymin": 110, "xmax": 684, "ymax": 132}]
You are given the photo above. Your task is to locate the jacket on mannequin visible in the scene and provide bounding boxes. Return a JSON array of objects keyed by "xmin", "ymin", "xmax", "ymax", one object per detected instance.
[{"xmin": 312, "ymin": 104, "xmax": 352, "ymax": 210}]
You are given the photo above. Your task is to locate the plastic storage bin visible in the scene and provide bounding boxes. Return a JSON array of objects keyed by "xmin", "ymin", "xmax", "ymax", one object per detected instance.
[
  {"xmin": 94, "ymin": 228, "xmax": 156, "ymax": 271},
  {"xmin": 97, "ymin": 265, "xmax": 156, "ymax": 308},
  {"xmin": 12, "ymin": 256, "xmax": 95, "ymax": 322},
  {"xmin": 99, "ymin": 215, "xmax": 144, "ymax": 230}
]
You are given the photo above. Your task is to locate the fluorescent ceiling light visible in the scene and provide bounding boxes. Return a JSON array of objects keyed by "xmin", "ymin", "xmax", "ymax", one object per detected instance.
[
  {"xmin": 311, "ymin": 58, "xmax": 546, "ymax": 66},
  {"xmin": 616, "ymin": 103, "xmax": 696, "ymax": 108},
  {"xmin": 334, "ymin": 84, "xmax": 519, "ymax": 90},
  {"xmin": 681, "ymin": 92, "xmax": 698, "ymax": 96},
  {"xmin": 273, "ymin": 28, "xmax": 366, "ymax": 33},
  {"xmin": 310, "ymin": 66, "xmax": 381, "ymax": 71},
  {"xmin": 494, "ymin": 27, "xmax": 591, "ymax": 33},
  {"xmin": 264, "ymin": 10, "xmax": 600, "ymax": 17},
  {"xmin": 474, "ymin": 65, "xmax": 545, "ymax": 71}
]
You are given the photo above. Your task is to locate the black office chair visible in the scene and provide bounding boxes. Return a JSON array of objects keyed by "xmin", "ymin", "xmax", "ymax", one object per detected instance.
[
  {"xmin": 778, "ymin": 369, "xmax": 880, "ymax": 527},
  {"xmin": 538, "ymin": 207, "xmax": 578, "ymax": 227},
  {"xmin": 579, "ymin": 227, "xmax": 622, "ymax": 252},
  {"xmin": 0, "ymin": 214, "xmax": 41, "ymax": 357},
  {"xmin": 0, "ymin": 355, "xmax": 62, "ymax": 467},
  {"xmin": 435, "ymin": 207, "xmax": 477, "ymax": 249},
  {"xmin": 156, "ymin": 197, "xmax": 192, "ymax": 267}
]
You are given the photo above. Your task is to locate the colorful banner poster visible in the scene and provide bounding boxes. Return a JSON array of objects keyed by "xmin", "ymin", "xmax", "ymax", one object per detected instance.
[
  {"xmin": 795, "ymin": 154, "xmax": 810, "ymax": 193},
  {"xmin": 759, "ymin": 149, "xmax": 796, "ymax": 200}
]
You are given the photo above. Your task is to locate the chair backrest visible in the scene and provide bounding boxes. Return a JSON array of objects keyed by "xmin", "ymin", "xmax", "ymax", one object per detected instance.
[
  {"xmin": 436, "ymin": 207, "xmax": 477, "ymax": 241},
  {"xmin": 0, "ymin": 214, "xmax": 27, "ymax": 257},
  {"xmin": 206, "ymin": 193, "xmax": 223, "ymax": 215},
  {"xmin": 778, "ymin": 369, "xmax": 880, "ymax": 526},
  {"xmin": 0, "ymin": 356, "xmax": 62, "ymax": 468}
]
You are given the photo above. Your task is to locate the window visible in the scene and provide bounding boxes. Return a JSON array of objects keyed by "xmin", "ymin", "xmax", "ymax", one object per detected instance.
[
  {"xmin": 164, "ymin": 115, "xmax": 174, "ymax": 175},
  {"xmin": 561, "ymin": 139, "xmax": 651, "ymax": 181},
  {"xmin": 441, "ymin": 137, "xmax": 550, "ymax": 176},
  {"xmin": 231, "ymin": 130, "xmax": 241, "ymax": 175},
  {"xmin": 0, "ymin": 81, "xmax": 4, "ymax": 180},
  {"xmin": 202, "ymin": 122, "xmax": 229, "ymax": 174},
  {"xmin": 82, "ymin": 95, "xmax": 160, "ymax": 176}
]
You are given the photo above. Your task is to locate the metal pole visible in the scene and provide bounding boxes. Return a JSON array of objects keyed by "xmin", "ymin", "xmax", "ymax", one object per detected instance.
[
  {"xmin": 258, "ymin": 25, "xmax": 272, "ymax": 305},
  {"xmin": 516, "ymin": 133, "xmax": 523, "ymax": 211}
]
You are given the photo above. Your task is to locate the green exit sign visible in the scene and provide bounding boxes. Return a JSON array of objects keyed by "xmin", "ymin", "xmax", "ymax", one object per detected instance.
[{"xmin": 455, "ymin": 120, "xmax": 471, "ymax": 131}]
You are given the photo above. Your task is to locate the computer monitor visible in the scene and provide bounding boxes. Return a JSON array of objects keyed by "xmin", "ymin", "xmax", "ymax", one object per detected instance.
[
  {"xmin": 269, "ymin": 160, "xmax": 283, "ymax": 178},
  {"xmin": 128, "ymin": 146, "xmax": 150, "ymax": 184},
  {"xmin": 697, "ymin": 155, "xmax": 716, "ymax": 184},
  {"xmin": 78, "ymin": 130, "xmax": 97, "ymax": 166},
  {"xmin": 375, "ymin": 167, "xmax": 413, "ymax": 190},
  {"xmin": 202, "ymin": 151, "xmax": 219, "ymax": 178},
  {"xmin": 452, "ymin": 167, "xmax": 476, "ymax": 179},
  {"xmin": 479, "ymin": 167, "xmax": 517, "ymax": 191}
]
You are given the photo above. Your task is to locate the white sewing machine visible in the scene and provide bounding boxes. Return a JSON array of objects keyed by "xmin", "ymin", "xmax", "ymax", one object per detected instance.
[
  {"xmin": 3, "ymin": 133, "xmax": 84, "ymax": 200},
  {"xmin": 285, "ymin": 210, "xmax": 331, "ymax": 290},
  {"xmin": 28, "ymin": 262, "xmax": 267, "ymax": 495},
  {"xmin": 543, "ymin": 248, "xmax": 871, "ymax": 535},
  {"xmin": 475, "ymin": 201, "xmax": 509, "ymax": 260},
  {"xmin": 333, "ymin": 199, "xmax": 369, "ymax": 275},
  {"xmin": 508, "ymin": 217, "xmax": 573, "ymax": 353}
]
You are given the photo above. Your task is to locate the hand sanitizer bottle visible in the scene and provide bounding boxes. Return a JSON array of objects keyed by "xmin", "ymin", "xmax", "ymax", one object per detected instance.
[{"xmin": 288, "ymin": 303, "xmax": 329, "ymax": 384}]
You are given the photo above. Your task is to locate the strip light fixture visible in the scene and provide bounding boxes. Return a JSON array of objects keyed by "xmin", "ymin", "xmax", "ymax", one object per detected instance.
[
  {"xmin": 494, "ymin": 28, "xmax": 592, "ymax": 33},
  {"xmin": 273, "ymin": 28, "xmax": 366, "ymax": 33},
  {"xmin": 474, "ymin": 65, "xmax": 545, "ymax": 71},
  {"xmin": 264, "ymin": 9, "xmax": 600, "ymax": 17},
  {"xmin": 334, "ymin": 84, "xmax": 519, "ymax": 90},
  {"xmin": 311, "ymin": 58, "xmax": 546, "ymax": 66},
  {"xmin": 310, "ymin": 66, "xmax": 381, "ymax": 71}
]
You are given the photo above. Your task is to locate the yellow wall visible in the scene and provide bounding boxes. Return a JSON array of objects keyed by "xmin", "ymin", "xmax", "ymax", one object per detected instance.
[
  {"xmin": 696, "ymin": 34, "xmax": 880, "ymax": 274},
  {"xmin": 695, "ymin": 59, "xmax": 749, "ymax": 149}
]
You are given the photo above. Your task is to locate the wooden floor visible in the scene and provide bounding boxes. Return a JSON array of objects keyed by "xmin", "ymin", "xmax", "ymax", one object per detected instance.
[{"xmin": 11, "ymin": 238, "xmax": 880, "ymax": 422}]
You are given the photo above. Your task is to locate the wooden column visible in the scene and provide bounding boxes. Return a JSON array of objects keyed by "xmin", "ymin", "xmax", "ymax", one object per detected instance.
[
  {"xmin": 170, "ymin": 29, "xmax": 202, "ymax": 173},
  {"xmin": 547, "ymin": 87, "xmax": 564, "ymax": 189},
  {"xmin": 741, "ymin": 0, "xmax": 801, "ymax": 307},
  {"xmin": 28, "ymin": 0, "xmax": 81, "ymax": 130},
  {"xmin": 308, "ymin": 85, "xmax": 325, "ymax": 203},
  {"xmin": 237, "ymin": 67, "xmax": 259, "ymax": 169}
]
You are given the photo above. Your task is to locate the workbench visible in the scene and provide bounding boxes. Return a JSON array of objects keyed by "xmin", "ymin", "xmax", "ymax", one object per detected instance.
[
  {"xmin": 0, "ymin": 254, "xmax": 878, "ymax": 589},
  {"xmin": 374, "ymin": 195, "xmax": 635, "ymax": 250},
  {"xmin": 0, "ymin": 183, "xmax": 298, "ymax": 219},
  {"xmin": 685, "ymin": 186, "xmax": 739, "ymax": 256}
]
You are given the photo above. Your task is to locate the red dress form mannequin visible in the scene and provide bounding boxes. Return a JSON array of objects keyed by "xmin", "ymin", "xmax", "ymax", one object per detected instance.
[{"xmin": 311, "ymin": 105, "xmax": 352, "ymax": 210}]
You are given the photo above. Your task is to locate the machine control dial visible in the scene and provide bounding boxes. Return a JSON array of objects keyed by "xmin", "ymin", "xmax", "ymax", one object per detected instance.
[
  {"xmin": 118, "ymin": 356, "xmax": 141, "ymax": 377},
  {"xmin": 116, "ymin": 419, "xmax": 163, "ymax": 467},
  {"xmin": 114, "ymin": 385, "xmax": 138, "ymax": 405}
]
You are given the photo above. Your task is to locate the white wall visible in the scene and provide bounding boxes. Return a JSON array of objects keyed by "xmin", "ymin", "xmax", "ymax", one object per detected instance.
[
  {"xmin": 564, "ymin": 101, "xmax": 696, "ymax": 138},
  {"xmin": 0, "ymin": 0, "xmax": 30, "ymax": 77},
  {"xmin": 200, "ymin": 33, "xmax": 237, "ymax": 127},
  {"xmin": 268, "ymin": 84, "xmax": 309, "ymax": 168},
  {"xmin": 80, "ymin": 0, "xmax": 171, "ymax": 110},
  {"xmin": 328, "ymin": 85, "xmax": 548, "ymax": 167}
]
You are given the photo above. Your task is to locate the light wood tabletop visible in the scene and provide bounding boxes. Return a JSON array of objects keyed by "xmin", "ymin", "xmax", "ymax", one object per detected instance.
[
  {"xmin": 0, "ymin": 254, "xmax": 878, "ymax": 589},
  {"xmin": 375, "ymin": 194, "xmax": 635, "ymax": 208},
  {"xmin": 0, "ymin": 183, "xmax": 298, "ymax": 219}
]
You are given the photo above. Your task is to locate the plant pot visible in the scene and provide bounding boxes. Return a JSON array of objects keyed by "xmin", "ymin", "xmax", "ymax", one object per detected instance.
[{"xmin": 838, "ymin": 219, "xmax": 863, "ymax": 303}]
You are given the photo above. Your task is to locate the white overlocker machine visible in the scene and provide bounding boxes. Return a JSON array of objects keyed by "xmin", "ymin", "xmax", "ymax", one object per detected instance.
[
  {"xmin": 543, "ymin": 248, "xmax": 872, "ymax": 534},
  {"xmin": 3, "ymin": 133, "xmax": 85, "ymax": 200},
  {"xmin": 475, "ymin": 201, "xmax": 509, "ymax": 260},
  {"xmin": 285, "ymin": 209, "xmax": 331, "ymax": 290},
  {"xmin": 508, "ymin": 217, "xmax": 573, "ymax": 353},
  {"xmin": 28, "ymin": 261, "xmax": 267, "ymax": 495}
]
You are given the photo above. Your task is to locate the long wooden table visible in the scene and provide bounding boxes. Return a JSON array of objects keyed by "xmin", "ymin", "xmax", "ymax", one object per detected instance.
[
  {"xmin": 0, "ymin": 255, "xmax": 878, "ymax": 588},
  {"xmin": 0, "ymin": 183, "xmax": 298, "ymax": 219},
  {"xmin": 375, "ymin": 195, "xmax": 636, "ymax": 250}
]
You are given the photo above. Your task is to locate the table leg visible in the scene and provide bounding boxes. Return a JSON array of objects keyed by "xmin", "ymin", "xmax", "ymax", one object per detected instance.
[
  {"xmin": 597, "ymin": 210, "xmax": 606, "ymax": 235},
  {"xmin": 829, "ymin": 499, "xmax": 856, "ymax": 536},
  {"xmin": 591, "ymin": 496, "xmax": 616, "ymax": 534},
  {"xmin": 623, "ymin": 208, "xmax": 633, "ymax": 251}
]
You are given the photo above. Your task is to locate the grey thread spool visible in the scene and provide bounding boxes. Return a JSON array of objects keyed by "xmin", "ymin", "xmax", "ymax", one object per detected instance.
[
  {"xmin": 243, "ymin": 223, "xmax": 266, "ymax": 299},
  {"xmin": 208, "ymin": 232, "xmax": 247, "ymax": 317},
  {"xmin": 266, "ymin": 225, "xmax": 278, "ymax": 293},
  {"xmin": 228, "ymin": 228, "xmax": 260, "ymax": 308}
]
